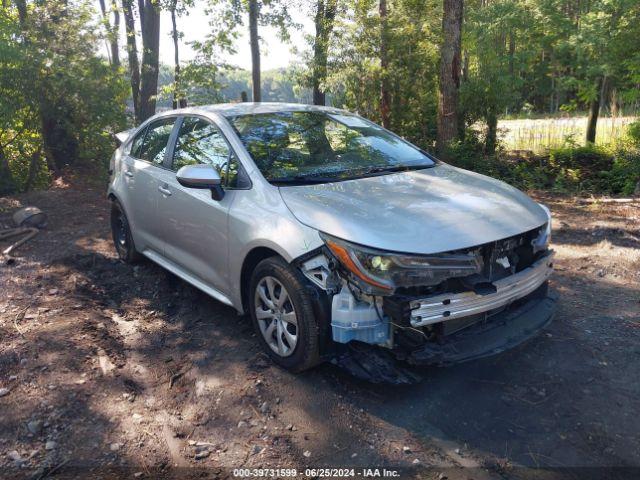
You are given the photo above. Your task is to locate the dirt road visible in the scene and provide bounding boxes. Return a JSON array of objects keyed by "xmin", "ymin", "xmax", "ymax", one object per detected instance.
[{"xmin": 1, "ymin": 179, "xmax": 639, "ymax": 479}]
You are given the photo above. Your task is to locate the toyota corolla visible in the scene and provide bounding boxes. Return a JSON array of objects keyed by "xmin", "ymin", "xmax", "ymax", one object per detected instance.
[{"xmin": 108, "ymin": 103, "xmax": 555, "ymax": 377}]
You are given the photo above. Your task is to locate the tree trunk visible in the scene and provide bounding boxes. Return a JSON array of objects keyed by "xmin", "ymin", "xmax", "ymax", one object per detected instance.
[
  {"xmin": 170, "ymin": 0, "xmax": 186, "ymax": 109},
  {"xmin": 39, "ymin": 112, "xmax": 61, "ymax": 177},
  {"xmin": 15, "ymin": 0, "xmax": 27, "ymax": 27},
  {"xmin": 485, "ymin": 109, "xmax": 498, "ymax": 154},
  {"xmin": 39, "ymin": 98, "xmax": 78, "ymax": 173},
  {"xmin": 457, "ymin": 50, "xmax": 469, "ymax": 140},
  {"xmin": 312, "ymin": 0, "xmax": 337, "ymax": 106},
  {"xmin": 610, "ymin": 87, "xmax": 619, "ymax": 118},
  {"xmin": 249, "ymin": 0, "xmax": 261, "ymax": 102},
  {"xmin": 122, "ymin": 0, "xmax": 141, "ymax": 122},
  {"xmin": 379, "ymin": 0, "xmax": 390, "ymax": 128},
  {"xmin": 312, "ymin": 0, "xmax": 325, "ymax": 106},
  {"xmin": 24, "ymin": 150, "xmax": 41, "ymax": 192},
  {"xmin": 137, "ymin": 0, "xmax": 145, "ymax": 25},
  {"xmin": 110, "ymin": 1, "xmax": 120, "ymax": 67},
  {"xmin": 437, "ymin": 0, "xmax": 464, "ymax": 154},
  {"xmin": 139, "ymin": 0, "xmax": 160, "ymax": 121},
  {"xmin": 586, "ymin": 77, "xmax": 603, "ymax": 144},
  {"xmin": 0, "ymin": 147, "xmax": 16, "ymax": 196},
  {"xmin": 508, "ymin": 30, "xmax": 515, "ymax": 78},
  {"xmin": 599, "ymin": 75, "xmax": 608, "ymax": 115},
  {"xmin": 99, "ymin": 0, "xmax": 120, "ymax": 68}
]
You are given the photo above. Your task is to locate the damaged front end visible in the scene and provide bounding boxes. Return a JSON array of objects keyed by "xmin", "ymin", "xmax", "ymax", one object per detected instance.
[{"xmin": 297, "ymin": 215, "xmax": 556, "ymax": 382}]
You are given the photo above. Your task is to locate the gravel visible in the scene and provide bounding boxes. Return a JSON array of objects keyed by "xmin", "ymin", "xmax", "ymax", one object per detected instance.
[
  {"xmin": 194, "ymin": 450, "xmax": 210, "ymax": 460},
  {"xmin": 27, "ymin": 420, "xmax": 42, "ymax": 435}
]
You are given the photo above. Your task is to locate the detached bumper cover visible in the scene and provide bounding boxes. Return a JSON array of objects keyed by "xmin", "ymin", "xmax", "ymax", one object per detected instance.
[
  {"xmin": 406, "ymin": 291, "xmax": 556, "ymax": 366},
  {"xmin": 409, "ymin": 252, "xmax": 554, "ymax": 327}
]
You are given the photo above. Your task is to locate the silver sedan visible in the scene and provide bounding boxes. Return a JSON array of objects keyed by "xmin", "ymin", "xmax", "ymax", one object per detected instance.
[{"xmin": 108, "ymin": 103, "xmax": 554, "ymax": 376}]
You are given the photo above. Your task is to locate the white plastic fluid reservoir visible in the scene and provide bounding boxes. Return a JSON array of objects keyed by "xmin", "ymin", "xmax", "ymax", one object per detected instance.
[{"xmin": 331, "ymin": 286, "xmax": 389, "ymax": 344}]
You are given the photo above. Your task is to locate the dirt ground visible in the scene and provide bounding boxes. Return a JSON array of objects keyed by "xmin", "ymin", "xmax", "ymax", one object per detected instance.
[{"xmin": 1, "ymin": 178, "xmax": 639, "ymax": 480}]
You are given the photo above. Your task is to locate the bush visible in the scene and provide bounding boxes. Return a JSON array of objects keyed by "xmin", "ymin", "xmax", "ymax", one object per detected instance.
[
  {"xmin": 547, "ymin": 144, "xmax": 614, "ymax": 192},
  {"xmin": 0, "ymin": 2, "xmax": 127, "ymax": 194},
  {"xmin": 627, "ymin": 120, "xmax": 640, "ymax": 148},
  {"xmin": 443, "ymin": 135, "xmax": 638, "ymax": 195},
  {"xmin": 602, "ymin": 151, "xmax": 640, "ymax": 195}
]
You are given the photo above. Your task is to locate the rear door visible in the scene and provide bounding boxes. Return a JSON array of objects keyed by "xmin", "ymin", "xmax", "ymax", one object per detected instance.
[
  {"xmin": 120, "ymin": 117, "xmax": 177, "ymax": 254},
  {"xmin": 159, "ymin": 115, "xmax": 248, "ymax": 294}
]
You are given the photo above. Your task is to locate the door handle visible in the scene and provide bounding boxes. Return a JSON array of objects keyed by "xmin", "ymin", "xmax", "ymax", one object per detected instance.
[
  {"xmin": 124, "ymin": 170, "xmax": 134, "ymax": 178},
  {"xmin": 158, "ymin": 185, "xmax": 172, "ymax": 196}
]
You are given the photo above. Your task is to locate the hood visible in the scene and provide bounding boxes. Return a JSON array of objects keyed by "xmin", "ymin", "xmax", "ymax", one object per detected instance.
[{"xmin": 279, "ymin": 164, "xmax": 548, "ymax": 255}]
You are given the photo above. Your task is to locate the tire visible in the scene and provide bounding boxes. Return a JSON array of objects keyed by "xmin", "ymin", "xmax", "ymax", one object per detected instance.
[
  {"xmin": 249, "ymin": 256, "xmax": 322, "ymax": 372},
  {"xmin": 110, "ymin": 200, "xmax": 142, "ymax": 264}
]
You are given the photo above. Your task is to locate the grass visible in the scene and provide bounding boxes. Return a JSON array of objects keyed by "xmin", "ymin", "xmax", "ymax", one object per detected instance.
[{"xmin": 497, "ymin": 116, "xmax": 637, "ymax": 152}]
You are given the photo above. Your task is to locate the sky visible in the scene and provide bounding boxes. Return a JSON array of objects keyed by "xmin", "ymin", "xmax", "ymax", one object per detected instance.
[{"xmin": 95, "ymin": 1, "xmax": 313, "ymax": 71}]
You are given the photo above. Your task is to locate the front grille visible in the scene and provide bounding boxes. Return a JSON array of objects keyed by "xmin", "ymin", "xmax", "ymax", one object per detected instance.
[
  {"xmin": 384, "ymin": 227, "xmax": 552, "ymax": 328},
  {"xmin": 481, "ymin": 226, "xmax": 541, "ymax": 281},
  {"xmin": 391, "ymin": 225, "xmax": 545, "ymax": 298}
]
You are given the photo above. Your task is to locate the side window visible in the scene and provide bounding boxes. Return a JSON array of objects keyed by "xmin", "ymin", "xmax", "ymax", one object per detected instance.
[
  {"xmin": 138, "ymin": 117, "xmax": 176, "ymax": 166},
  {"xmin": 130, "ymin": 126, "xmax": 147, "ymax": 158},
  {"xmin": 172, "ymin": 117, "xmax": 240, "ymax": 188}
]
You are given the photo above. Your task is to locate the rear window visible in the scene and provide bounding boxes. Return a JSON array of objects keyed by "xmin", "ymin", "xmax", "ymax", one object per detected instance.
[
  {"xmin": 136, "ymin": 117, "xmax": 176, "ymax": 166},
  {"xmin": 130, "ymin": 127, "xmax": 147, "ymax": 158}
]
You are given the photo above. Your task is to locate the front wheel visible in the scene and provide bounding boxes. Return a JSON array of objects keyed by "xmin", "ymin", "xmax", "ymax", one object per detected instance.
[{"xmin": 249, "ymin": 256, "xmax": 322, "ymax": 372}]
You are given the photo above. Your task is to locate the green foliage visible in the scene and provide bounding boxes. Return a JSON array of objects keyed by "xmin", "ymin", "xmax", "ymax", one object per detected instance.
[
  {"xmin": 602, "ymin": 152, "xmax": 640, "ymax": 195},
  {"xmin": 444, "ymin": 131, "xmax": 638, "ymax": 195},
  {"xmin": 156, "ymin": 65, "xmax": 311, "ymax": 106},
  {"xmin": 548, "ymin": 144, "xmax": 613, "ymax": 188},
  {"xmin": 324, "ymin": 0, "xmax": 441, "ymax": 147},
  {"xmin": 166, "ymin": 60, "xmax": 226, "ymax": 106},
  {"xmin": 221, "ymin": 68, "xmax": 311, "ymax": 103},
  {"xmin": 627, "ymin": 120, "xmax": 640, "ymax": 148},
  {"xmin": 0, "ymin": 1, "xmax": 127, "ymax": 194},
  {"xmin": 0, "ymin": 0, "xmax": 638, "ymax": 199}
]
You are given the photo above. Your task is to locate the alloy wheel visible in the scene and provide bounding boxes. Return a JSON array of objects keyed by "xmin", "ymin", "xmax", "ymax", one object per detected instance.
[{"xmin": 254, "ymin": 276, "xmax": 298, "ymax": 357}]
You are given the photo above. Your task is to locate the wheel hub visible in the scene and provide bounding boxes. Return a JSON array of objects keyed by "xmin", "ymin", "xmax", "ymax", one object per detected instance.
[{"xmin": 254, "ymin": 276, "xmax": 298, "ymax": 357}]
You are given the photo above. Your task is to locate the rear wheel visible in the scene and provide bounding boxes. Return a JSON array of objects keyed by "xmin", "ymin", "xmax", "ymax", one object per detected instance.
[
  {"xmin": 110, "ymin": 200, "xmax": 142, "ymax": 264},
  {"xmin": 249, "ymin": 256, "xmax": 322, "ymax": 372}
]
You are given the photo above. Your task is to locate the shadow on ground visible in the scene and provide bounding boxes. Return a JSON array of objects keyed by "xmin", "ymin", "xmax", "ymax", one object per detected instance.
[{"xmin": 1, "ymin": 184, "xmax": 639, "ymax": 480}]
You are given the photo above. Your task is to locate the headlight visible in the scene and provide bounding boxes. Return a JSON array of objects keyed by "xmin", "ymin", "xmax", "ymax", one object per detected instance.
[
  {"xmin": 533, "ymin": 203, "xmax": 552, "ymax": 252},
  {"xmin": 321, "ymin": 233, "xmax": 482, "ymax": 293}
]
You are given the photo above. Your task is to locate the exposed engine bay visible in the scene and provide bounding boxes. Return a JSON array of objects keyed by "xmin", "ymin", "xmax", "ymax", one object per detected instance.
[{"xmin": 297, "ymin": 220, "xmax": 555, "ymax": 381}]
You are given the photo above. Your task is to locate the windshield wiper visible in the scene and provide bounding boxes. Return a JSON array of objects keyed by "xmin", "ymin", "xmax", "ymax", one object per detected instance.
[
  {"xmin": 269, "ymin": 175, "xmax": 342, "ymax": 185},
  {"xmin": 270, "ymin": 164, "xmax": 434, "ymax": 185},
  {"xmin": 360, "ymin": 164, "xmax": 434, "ymax": 175}
]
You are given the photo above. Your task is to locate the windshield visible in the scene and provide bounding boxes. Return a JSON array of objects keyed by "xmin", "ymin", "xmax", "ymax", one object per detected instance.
[{"xmin": 229, "ymin": 111, "xmax": 435, "ymax": 184}]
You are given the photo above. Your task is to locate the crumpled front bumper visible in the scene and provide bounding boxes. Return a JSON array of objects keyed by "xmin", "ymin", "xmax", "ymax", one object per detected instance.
[
  {"xmin": 332, "ymin": 284, "xmax": 556, "ymax": 384},
  {"xmin": 406, "ymin": 287, "xmax": 556, "ymax": 366}
]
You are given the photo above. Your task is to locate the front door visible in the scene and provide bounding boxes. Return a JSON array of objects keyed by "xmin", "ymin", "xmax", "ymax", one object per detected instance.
[{"xmin": 159, "ymin": 116, "xmax": 244, "ymax": 295}]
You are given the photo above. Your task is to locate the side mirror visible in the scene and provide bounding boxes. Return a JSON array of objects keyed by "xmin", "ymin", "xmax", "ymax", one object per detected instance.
[{"xmin": 176, "ymin": 164, "xmax": 225, "ymax": 201}]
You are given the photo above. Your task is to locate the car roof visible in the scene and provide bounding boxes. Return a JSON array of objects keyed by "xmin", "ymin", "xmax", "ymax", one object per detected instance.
[{"xmin": 160, "ymin": 102, "xmax": 347, "ymax": 119}]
